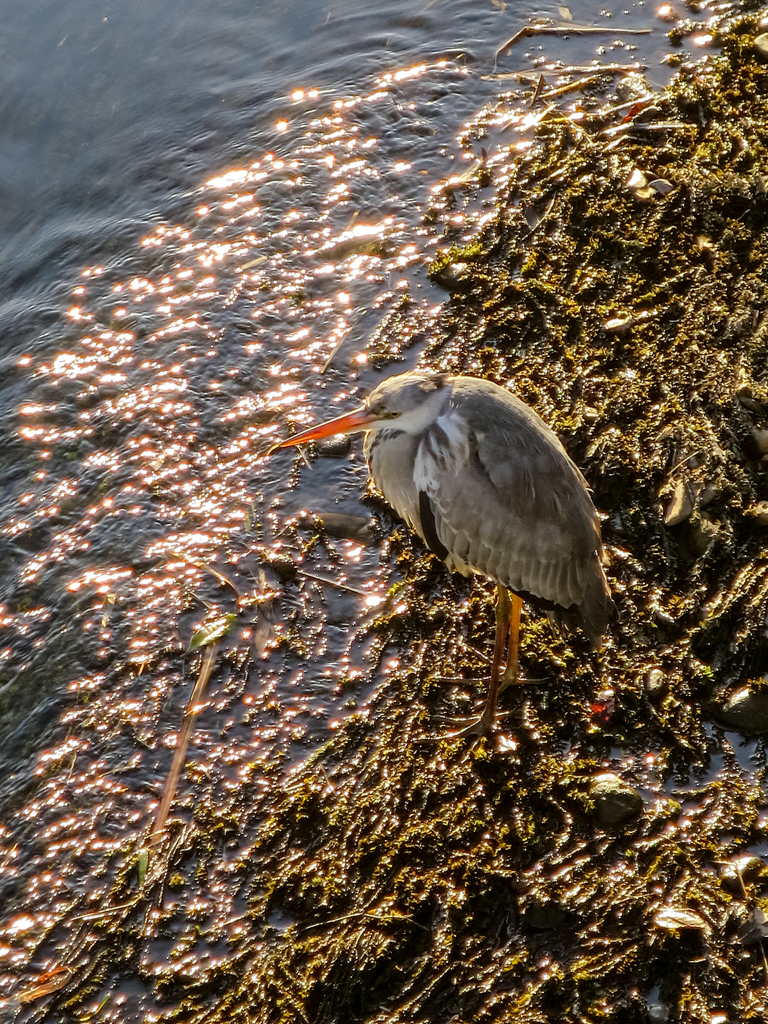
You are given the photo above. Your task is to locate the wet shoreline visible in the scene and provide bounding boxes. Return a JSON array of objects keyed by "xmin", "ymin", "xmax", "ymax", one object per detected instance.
[{"xmin": 3, "ymin": 3, "xmax": 768, "ymax": 1020}]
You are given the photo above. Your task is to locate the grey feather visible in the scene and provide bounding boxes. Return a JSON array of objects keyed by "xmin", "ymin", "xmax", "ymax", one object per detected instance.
[{"xmin": 362, "ymin": 372, "xmax": 614, "ymax": 647}]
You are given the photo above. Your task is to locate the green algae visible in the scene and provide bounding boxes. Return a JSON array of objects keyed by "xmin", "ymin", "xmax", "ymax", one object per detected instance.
[{"xmin": 32, "ymin": 11, "xmax": 768, "ymax": 1024}]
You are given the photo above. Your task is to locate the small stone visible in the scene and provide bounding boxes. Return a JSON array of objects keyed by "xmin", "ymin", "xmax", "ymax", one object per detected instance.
[
  {"xmin": 751, "ymin": 427, "xmax": 768, "ymax": 455},
  {"xmin": 602, "ymin": 316, "xmax": 633, "ymax": 333},
  {"xmin": 315, "ymin": 511, "xmax": 374, "ymax": 544},
  {"xmin": 748, "ymin": 501, "xmax": 768, "ymax": 526},
  {"xmin": 647, "ymin": 178, "xmax": 674, "ymax": 195},
  {"xmin": 755, "ymin": 33, "xmax": 768, "ymax": 59},
  {"xmin": 316, "ymin": 434, "xmax": 352, "ymax": 458},
  {"xmin": 739, "ymin": 907, "xmax": 768, "ymax": 945},
  {"xmin": 590, "ymin": 773, "xmax": 643, "ymax": 826},
  {"xmin": 646, "ymin": 667, "xmax": 667, "ymax": 697},
  {"xmin": 432, "ymin": 261, "xmax": 473, "ymax": 293},
  {"xmin": 625, "ymin": 167, "xmax": 655, "ymax": 200},
  {"xmin": 717, "ymin": 686, "xmax": 768, "ymax": 733},
  {"xmin": 719, "ymin": 855, "xmax": 766, "ymax": 892},
  {"xmin": 698, "ymin": 481, "xmax": 721, "ymax": 507},
  {"xmin": 664, "ymin": 478, "xmax": 695, "ymax": 526},
  {"xmin": 688, "ymin": 513, "xmax": 718, "ymax": 556},
  {"xmin": 737, "ymin": 387, "xmax": 763, "ymax": 413}
]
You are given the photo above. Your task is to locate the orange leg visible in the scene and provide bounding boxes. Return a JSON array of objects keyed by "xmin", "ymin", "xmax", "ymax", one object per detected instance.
[
  {"xmin": 500, "ymin": 590, "xmax": 524, "ymax": 689},
  {"xmin": 478, "ymin": 587, "xmax": 524, "ymax": 733},
  {"xmin": 448, "ymin": 587, "xmax": 523, "ymax": 738}
]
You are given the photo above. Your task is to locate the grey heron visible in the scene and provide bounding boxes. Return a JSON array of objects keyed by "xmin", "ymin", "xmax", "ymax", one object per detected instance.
[{"xmin": 273, "ymin": 371, "xmax": 614, "ymax": 735}]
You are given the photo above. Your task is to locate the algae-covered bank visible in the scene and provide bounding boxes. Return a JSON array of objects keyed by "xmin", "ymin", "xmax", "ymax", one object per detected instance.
[{"xmin": 25, "ymin": 9, "xmax": 768, "ymax": 1024}]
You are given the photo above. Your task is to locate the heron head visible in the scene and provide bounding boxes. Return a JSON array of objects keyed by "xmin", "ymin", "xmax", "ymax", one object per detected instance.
[
  {"xmin": 364, "ymin": 372, "xmax": 450, "ymax": 434},
  {"xmin": 270, "ymin": 371, "xmax": 450, "ymax": 452}
]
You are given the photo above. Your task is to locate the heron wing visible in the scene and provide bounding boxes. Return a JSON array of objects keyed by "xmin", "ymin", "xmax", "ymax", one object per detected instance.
[{"xmin": 414, "ymin": 380, "xmax": 613, "ymax": 643}]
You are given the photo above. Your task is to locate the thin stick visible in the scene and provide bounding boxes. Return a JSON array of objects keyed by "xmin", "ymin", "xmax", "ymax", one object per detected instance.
[
  {"xmin": 521, "ymin": 193, "xmax": 558, "ymax": 241},
  {"xmin": 322, "ymin": 335, "xmax": 352, "ymax": 373},
  {"xmin": 298, "ymin": 569, "xmax": 369, "ymax": 597},
  {"xmin": 529, "ymin": 73, "xmax": 546, "ymax": 107},
  {"xmin": 600, "ymin": 121, "xmax": 689, "ymax": 137},
  {"xmin": 541, "ymin": 72, "xmax": 606, "ymax": 100},
  {"xmin": 667, "ymin": 449, "xmax": 704, "ymax": 478},
  {"xmin": 484, "ymin": 62, "xmax": 646, "ymax": 80},
  {"xmin": 496, "ymin": 21, "xmax": 650, "ymax": 58},
  {"xmin": 70, "ymin": 898, "xmax": 142, "ymax": 923},
  {"xmin": 169, "ymin": 551, "xmax": 241, "ymax": 602},
  {"xmin": 150, "ymin": 644, "xmax": 218, "ymax": 844}
]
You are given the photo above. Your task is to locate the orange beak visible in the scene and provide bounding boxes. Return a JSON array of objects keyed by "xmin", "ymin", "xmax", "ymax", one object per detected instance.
[{"xmin": 269, "ymin": 406, "xmax": 375, "ymax": 453}]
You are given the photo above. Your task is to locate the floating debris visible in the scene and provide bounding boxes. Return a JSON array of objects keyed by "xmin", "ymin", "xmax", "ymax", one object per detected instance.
[
  {"xmin": 496, "ymin": 19, "xmax": 652, "ymax": 59},
  {"xmin": 616, "ymin": 72, "xmax": 653, "ymax": 102},
  {"xmin": 151, "ymin": 643, "xmax": 219, "ymax": 843},
  {"xmin": 189, "ymin": 612, "xmax": 237, "ymax": 651}
]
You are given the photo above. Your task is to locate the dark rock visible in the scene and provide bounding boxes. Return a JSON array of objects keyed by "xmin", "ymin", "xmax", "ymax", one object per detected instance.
[
  {"xmin": 688, "ymin": 513, "xmax": 719, "ymax": 556},
  {"xmin": 719, "ymin": 854, "xmax": 766, "ymax": 892},
  {"xmin": 590, "ymin": 773, "xmax": 643, "ymax": 826},
  {"xmin": 269, "ymin": 554, "xmax": 298, "ymax": 583},
  {"xmin": 748, "ymin": 501, "xmax": 768, "ymax": 526},
  {"xmin": 315, "ymin": 512, "xmax": 375, "ymax": 544},
  {"xmin": 316, "ymin": 435, "xmax": 351, "ymax": 458},
  {"xmin": 716, "ymin": 686, "xmax": 768, "ymax": 733},
  {"xmin": 645, "ymin": 667, "xmax": 667, "ymax": 698},
  {"xmin": 522, "ymin": 901, "xmax": 568, "ymax": 930},
  {"xmin": 431, "ymin": 262, "xmax": 473, "ymax": 293}
]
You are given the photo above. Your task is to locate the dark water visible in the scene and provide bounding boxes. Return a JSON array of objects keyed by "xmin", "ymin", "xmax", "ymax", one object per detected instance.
[{"xmin": 0, "ymin": 0, "xmax": 700, "ymax": 1014}]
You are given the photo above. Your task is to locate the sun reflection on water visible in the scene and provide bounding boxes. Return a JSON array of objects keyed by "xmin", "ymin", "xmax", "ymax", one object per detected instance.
[{"xmin": 0, "ymin": 54, "xmax": 541, "ymax": 1008}]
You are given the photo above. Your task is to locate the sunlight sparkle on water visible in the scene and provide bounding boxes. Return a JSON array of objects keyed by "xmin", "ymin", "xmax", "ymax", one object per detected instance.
[{"xmin": 0, "ymin": 53, "xmax": 513, "ymax": 992}]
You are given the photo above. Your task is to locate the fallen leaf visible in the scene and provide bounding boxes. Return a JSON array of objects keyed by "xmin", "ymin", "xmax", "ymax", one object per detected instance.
[
  {"xmin": 653, "ymin": 907, "xmax": 711, "ymax": 933},
  {"xmin": 190, "ymin": 613, "xmax": 237, "ymax": 651}
]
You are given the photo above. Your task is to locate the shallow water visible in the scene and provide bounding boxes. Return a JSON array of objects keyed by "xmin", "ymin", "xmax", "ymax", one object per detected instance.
[{"xmin": 0, "ymin": 0, "xmax": 712, "ymax": 1013}]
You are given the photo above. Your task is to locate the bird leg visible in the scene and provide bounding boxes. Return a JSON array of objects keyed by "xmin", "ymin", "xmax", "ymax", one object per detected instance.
[
  {"xmin": 448, "ymin": 585, "xmax": 512, "ymax": 737},
  {"xmin": 498, "ymin": 591, "xmax": 524, "ymax": 693}
]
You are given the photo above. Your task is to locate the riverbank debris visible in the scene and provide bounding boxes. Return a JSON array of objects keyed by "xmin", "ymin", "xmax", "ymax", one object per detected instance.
[{"xmin": 495, "ymin": 18, "xmax": 652, "ymax": 61}]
